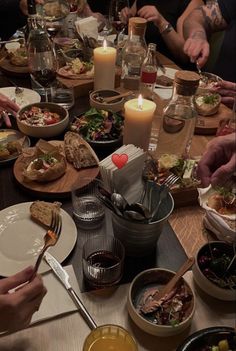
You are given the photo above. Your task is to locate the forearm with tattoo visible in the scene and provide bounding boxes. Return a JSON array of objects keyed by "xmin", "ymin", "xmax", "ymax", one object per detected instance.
[{"xmin": 184, "ymin": 1, "xmax": 228, "ymax": 39}]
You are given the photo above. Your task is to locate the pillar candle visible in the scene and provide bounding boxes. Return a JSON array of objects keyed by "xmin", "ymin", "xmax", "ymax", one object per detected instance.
[
  {"xmin": 124, "ymin": 95, "xmax": 156, "ymax": 151},
  {"xmin": 94, "ymin": 41, "xmax": 117, "ymax": 90}
]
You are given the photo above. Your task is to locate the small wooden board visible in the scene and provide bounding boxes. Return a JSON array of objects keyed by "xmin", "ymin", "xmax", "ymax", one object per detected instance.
[
  {"xmin": 13, "ymin": 141, "xmax": 99, "ymax": 198},
  {"xmin": 195, "ymin": 103, "xmax": 232, "ymax": 135}
]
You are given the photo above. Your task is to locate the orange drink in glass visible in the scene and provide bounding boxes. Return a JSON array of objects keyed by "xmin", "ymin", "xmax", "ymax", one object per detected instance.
[{"xmin": 83, "ymin": 325, "xmax": 138, "ymax": 351}]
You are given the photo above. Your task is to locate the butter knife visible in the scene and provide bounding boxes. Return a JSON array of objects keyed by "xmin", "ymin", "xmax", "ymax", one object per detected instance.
[{"xmin": 44, "ymin": 252, "xmax": 97, "ymax": 330}]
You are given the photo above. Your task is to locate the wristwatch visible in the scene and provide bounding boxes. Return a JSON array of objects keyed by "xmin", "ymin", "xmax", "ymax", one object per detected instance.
[{"xmin": 160, "ymin": 23, "xmax": 173, "ymax": 35}]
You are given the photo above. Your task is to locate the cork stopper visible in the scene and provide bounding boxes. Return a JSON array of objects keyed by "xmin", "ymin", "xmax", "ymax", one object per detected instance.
[
  {"xmin": 174, "ymin": 70, "xmax": 200, "ymax": 95},
  {"xmin": 128, "ymin": 17, "xmax": 147, "ymax": 36}
]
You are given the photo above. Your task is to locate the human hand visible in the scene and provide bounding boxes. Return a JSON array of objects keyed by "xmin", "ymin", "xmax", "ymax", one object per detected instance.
[
  {"xmin": 0, "ymin": 266, "xmax": 47, "ymax": 333},
  {"xmin": 197, "ymin": 133, "xmax": 236, "ymax": 187},
  {"xmin": 120, "ymin": 7, "xmax": 132, "ymax": 24},
  {"xmin": 184, "ymin": 36, "xmax": 209, "ymax": 67},
  {"xmin": 210, "ymin": 80, "xmax": 236, "ymax": 108},
  {"xmin": 19, "ymin": 0, "xmax": 44, "ymax": 16},
  {"xmin": 137, "ymin": 5, "xmax": 161, "ymax": 25},
  {"xmin": 0, "ymin": 93, "xmax": 19, "ymax": 128}
]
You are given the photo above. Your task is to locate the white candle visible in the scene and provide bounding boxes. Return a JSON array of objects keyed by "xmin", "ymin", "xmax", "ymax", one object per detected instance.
[
  {"xmin": 124, "ymin": 95, "xmax": 156, "ymax": 151},
  {"xmin": 94, "ymin": 40, "xmax": 117, "ymax": 90}
]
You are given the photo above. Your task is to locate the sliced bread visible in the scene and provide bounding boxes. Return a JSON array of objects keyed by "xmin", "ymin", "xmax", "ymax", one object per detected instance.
[{"xmin": 30, "ymin": 201, "xmax": 61, "ymax": 227}]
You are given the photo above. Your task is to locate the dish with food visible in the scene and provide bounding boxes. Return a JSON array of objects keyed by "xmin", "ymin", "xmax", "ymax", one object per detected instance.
[
  {"xmin": 127, "ymin": 268, "xmax": 195, "ymax": 336},
  {"xmin": 195, "ymin": 93, "xmax": 221, "ymax": 116},
  {"xmin": 70, "ymin": 108, "xmax": 124, "ymax": 143},
  {"xmin": 8, "ymin": 46, "xmax": 28, "ymax": 67},
  {"xmin": 0, "ymin": 201, "xmax": 77, "ymax": 276},
  {"xmin": 198, "ymin": 185, "xmax": 236, "ymax": 220},
  {"xmin": 0, "ymin": 129, "xmax": 30, "ymax": 164},
  {"xmin": 22, "ymin": 139, "xmax": 67, "ymax": 183},
  {"xmin": 192, "ymin": 241, "xmax": 236, "ymax": 301},
  {"xmin": 197, "ymin": 72, "xmax": 222, "ymax": 94},
  {"xmin": 17, "ymin": 102, "xmax": 69, "ymax": 138},
  {"xmin": 58, "ymin": 57, "xmax": 94, "ymax": 79},
  {"xmin": 177, "ymin": 327, "xmax": 236, "ymax": 351},
  {"xmin": 0, "ymin": 87, "xmax": 41, "ymax": 108},
  {"xmin": 13, "ymin": 139, "xmax": 99, "ymax": 197}
]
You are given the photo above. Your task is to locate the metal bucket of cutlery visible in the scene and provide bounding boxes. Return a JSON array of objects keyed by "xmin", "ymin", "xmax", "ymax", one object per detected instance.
[{"xmin": 112, "ymin": 188, "xmax": 174, "ymax": 257}]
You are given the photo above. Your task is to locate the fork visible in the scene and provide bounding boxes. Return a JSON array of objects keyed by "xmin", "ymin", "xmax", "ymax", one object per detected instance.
[
  {"xmin": 31, "ymin": 210, "xmax": 62, "ymax": 278},
  {"xmin": 149, "ymin": 174, "xmax": 179, "ymax": 222}
]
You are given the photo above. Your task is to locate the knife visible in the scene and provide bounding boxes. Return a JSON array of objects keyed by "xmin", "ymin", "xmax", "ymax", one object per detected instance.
[{"xmin": 44, "ymin": 252, "xmax": 97, "ymax": 330}]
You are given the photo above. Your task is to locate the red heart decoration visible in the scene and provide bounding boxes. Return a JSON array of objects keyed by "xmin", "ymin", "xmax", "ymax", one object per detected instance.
[{"xmin": 111, "ymin": 153, "xmax": 128, "ymax": 169}]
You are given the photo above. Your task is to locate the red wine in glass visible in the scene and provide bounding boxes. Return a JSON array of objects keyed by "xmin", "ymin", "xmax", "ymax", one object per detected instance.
[{"xmin": 31, "ymin": 69, "xmax": 57, "ymax": 88}]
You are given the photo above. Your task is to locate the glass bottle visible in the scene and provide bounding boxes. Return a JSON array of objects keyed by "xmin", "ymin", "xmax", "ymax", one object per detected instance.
[
  {"xmin": 140, "ymin": 43, "xmax": 157, "ymax": 99},
  {"xmin": 155, "ymin": 71, "xmax": 200, "ymax": 159},
  {"xmin": 122, "ymin": 17, "xmax": 147, "ymax": 90}
]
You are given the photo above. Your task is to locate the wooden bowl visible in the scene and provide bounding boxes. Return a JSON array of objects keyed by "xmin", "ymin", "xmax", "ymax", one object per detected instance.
[
  {"xmin": 197, "ymin": 72, "xmax": 222, "ymax": 95},
  {"xmin": 194, "ymin": 93, "xmax": 221, "ymax": 116},
  {"xmin": 90, "ymin": 90, "xmax": 124, "ymax": 113}
]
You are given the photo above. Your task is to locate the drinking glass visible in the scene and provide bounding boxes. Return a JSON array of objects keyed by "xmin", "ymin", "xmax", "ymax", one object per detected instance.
[
  {"xmin": 28, "ymin": 28, "xmax": 58, "ymax": 102},
  {"xmin": 51, "ymin": 81, "xmax": 75, "ymax": 109},
  {"xmin": 71, "ymin": 178, "xmax": 105, "ymax": 229},
  {"xmin": 83, "ymin": 324, "xmax": 138, "ymax": 351},
  {"xmin": 109, "ymin": 0, "xmax": 129, "ymax": 37},
  {"xmin": 82, "ymin": 235, "xmax": 125, "ymax": 288}
]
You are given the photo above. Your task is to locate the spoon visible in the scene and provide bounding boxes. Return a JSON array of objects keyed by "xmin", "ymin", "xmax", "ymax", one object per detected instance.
[
  {"xmin": 152, "ymin": 257, "xmax": 195, "ymax": 303},
  {"xmin": 123, "ymin": 210, "xmax": 147, "ymax": 221},
  {"xmin": 103, "ymin": 91, "xmax": 133, "ymax": 103},
  {"xmin": 127, "ymin": 203, "xmax": 152, "ymax": 220},
  {"xmin": 111, "ymin": 192, "xmax": 128, "ymax": 212}
]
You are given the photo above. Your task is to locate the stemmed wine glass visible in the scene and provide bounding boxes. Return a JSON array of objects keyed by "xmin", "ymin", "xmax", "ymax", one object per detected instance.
[
  {"xmin": 28, "ymin": 27, "xmax": 58, "ymax": 102},
  {"xmin": 109, "ymin": 0, "xmax": 129, "ymax": 39}
]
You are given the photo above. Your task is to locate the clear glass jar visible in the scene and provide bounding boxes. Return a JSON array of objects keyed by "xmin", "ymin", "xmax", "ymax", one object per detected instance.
[
  {"xmin": 122, "ymin": 17, "xmax": 147, "ymax": 90},
  {"xmin": 140, "ymin": 42, "xmax": 157, "ymax": 99},
  {"xmin": 156, "ymin": 71, "xmax": 200, "ymax": 159}
]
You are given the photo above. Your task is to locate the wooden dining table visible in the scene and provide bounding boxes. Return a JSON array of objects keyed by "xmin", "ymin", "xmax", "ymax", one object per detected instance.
[{"xmin": 0, "ymin": 52, "xmax": 234, "ymax": 351}]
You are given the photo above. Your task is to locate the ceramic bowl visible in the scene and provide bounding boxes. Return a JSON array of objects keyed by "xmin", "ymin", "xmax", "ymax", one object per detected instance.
[
  {"xmin": 192, "ymin": 241, "xmax": 236, "ymax": 301},
  {"xmin": 127, "ymin": 268, "xmax": 195, "ymax": 336},
  {"xmin": 197, "ymin": 72, "xmax": 222, "ymax": 94},
  {"xmin": 194, "ymin": 93, "xmax": 221, "ymax": 116},
  {"xmin": 176, "ymin": 326, "xmax": 236, "ymax": 351},
  {"xmin": 17, "ymin": 102, "xmax": 69, "ymax": 138},
  {"xmin": 90, "ymin": 90, "xmax": 125, "ymax": 113}
]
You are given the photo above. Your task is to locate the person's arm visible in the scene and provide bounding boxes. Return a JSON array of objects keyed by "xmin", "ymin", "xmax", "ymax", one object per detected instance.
[
  {"xmin": 0, "ymin": 267, "xmax": 47, "ymax": 333},
  {"xmin": 137, "ymin": 0, "xmax": 203, "ymax": 63},
  {"xmin": 210, "ymin": 80, "xmax": 236, "ymax": 108},
  {"xmin": 120, "ymin": 0, "xmax": 137, "ymax": 24},
  {"xmin": 183, "ymin": 1, "xmax": 228, "ymax": 66}
]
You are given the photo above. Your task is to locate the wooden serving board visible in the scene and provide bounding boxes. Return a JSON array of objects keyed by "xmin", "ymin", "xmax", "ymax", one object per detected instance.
[
  {"xmin": 13, "ymin": 141, "xmax": 99, "ymax": 198},
  {"xmin": 0, "ymin": 57, "xmax": 29, "ymax": 77},
  {"xmin": 195, "ymin": 103, "xmax": 232, "ymax": 135}
]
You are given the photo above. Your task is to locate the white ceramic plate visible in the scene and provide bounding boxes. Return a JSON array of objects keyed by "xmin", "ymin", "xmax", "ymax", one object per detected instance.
[
  {"xmin": 154, "ymin": 67, "xmax": 177, "ymax": 100},
  {"xmin": 0, "ymin": 202, "xmax": 77, "ymax": 277},
  {"xmin": 0, "ymin": 87, "xmax": 41, "ymax": 108}
]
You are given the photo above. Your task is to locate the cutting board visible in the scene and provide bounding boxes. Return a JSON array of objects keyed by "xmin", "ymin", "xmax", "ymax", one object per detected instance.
[
  {"xmin": 13, "ymin": 141, "xmax": 99, "ymax": 198},
  {"xmin": 0, "ymin": 57, "xmax": 29, "ymax": 77},
  {"xmin": 195, "ymin": 103, "xmax": 232, "ymax": 135}
]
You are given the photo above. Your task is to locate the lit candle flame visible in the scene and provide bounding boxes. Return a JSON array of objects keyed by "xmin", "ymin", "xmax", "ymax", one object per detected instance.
[
  {"xmin": 103, "ymin": 39, "xmax": 107, "ymax": 51},
  {"xmin": 138, "ymin": 94, "xmax": 143, "ymax": 110}
]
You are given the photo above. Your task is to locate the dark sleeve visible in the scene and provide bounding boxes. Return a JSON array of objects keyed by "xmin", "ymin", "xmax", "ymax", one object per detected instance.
[
  {"xmin": 177, "ymin": 0, "xmax": 192, "ymax": 17},
  {"xmin": 0, "ymin": 0, "xmax": 26, "ymax": 40},
  {"xmin": 1, "ymin": 0, "xmax": 21, "ymax": 13},
  {"xmin": 217, "ymin": 0, "xmax": 236, "ymax": 23}
]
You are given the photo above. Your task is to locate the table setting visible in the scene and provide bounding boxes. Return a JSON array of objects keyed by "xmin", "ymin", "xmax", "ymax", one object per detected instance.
[{"xmin": 0, "ymin": 2, "xmax": 235, "ymax": 350}]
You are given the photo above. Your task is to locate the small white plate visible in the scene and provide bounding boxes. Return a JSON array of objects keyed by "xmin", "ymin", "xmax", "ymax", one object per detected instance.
[
  {"xmin": 0, "ymin": 87, "xmax": 41, "ymax": 108},
  {"xmin": 0, "ymin": 202, "xmax": 77, "ymax": 277}
]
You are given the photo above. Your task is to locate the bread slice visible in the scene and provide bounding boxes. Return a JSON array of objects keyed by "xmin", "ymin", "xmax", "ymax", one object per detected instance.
[
  {"xmin": 30, "ymin": 201, "xmax": 61, "ymax": 227},
  {"xmin": 64, "ymin": 131, "xmax": 99, "ymax": 170}
]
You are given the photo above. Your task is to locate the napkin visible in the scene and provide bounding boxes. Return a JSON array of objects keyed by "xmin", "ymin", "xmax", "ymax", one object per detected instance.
[
  {"xmin": 31, "ymin": 265, "xmax": 79, "ymax": 325},
  {"xmin": 75, "ymin": 16, "xmax": 98, "ymax": 40},
  {"xmin": 99, "ymin": 144, "xmax": 146, "ymax": 204}
]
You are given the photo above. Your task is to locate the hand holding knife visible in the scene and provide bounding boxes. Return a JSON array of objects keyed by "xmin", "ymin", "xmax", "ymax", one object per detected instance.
[{"xmin": 44, "ymin": 252, "xmax": 97, "ymax": 330}]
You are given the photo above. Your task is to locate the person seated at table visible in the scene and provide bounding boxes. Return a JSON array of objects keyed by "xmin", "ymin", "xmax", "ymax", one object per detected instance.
[
  {"xmin": 0, "ymin": 92, "xmax": 19, "ymax": 128},
  {"xmin": 0, "ymin": 0, "xmax": 43, "ymax": 40},
  {"xmin": 197, "ymin": 133, "xmax": 236, "ymax": 187},
  {"xmin": 0, "ymin": 266, "xmax": 47, "ymax": 333},
  {"xmin": 183, "ymin": 0, "xmax": 236, "ymax": 83},
  {"xmin": 120, "ymin": 0, "xmax": 204, "ymax": 67}
]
